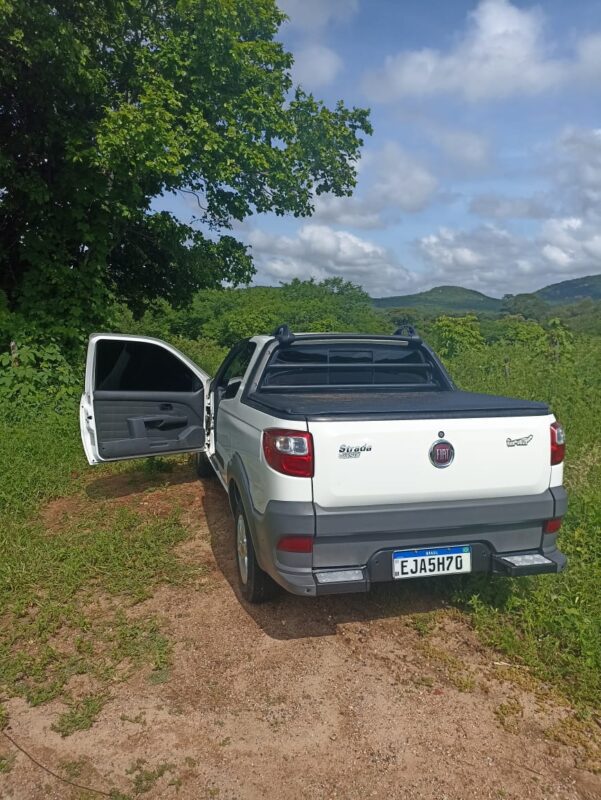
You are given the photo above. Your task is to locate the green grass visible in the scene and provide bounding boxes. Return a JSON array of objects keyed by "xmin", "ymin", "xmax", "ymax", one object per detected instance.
[
  {"xmin": 454, "ymin": 479, "xmax": 601, "ymax": 709},
  {"xmin": 0, "ymin": 404, "xmax": 201, "ymax": 721},
  {"xmin": 0, "ymin": 408, "xmax": 86, "ymax": 517},
  {"xmin": 126, "ymin": 759, "xmax": 175, "ymax": 795},
  {"xmin": 447, "ymin": 338, "xmax": 601, "ymax": 710},
  {"xmin": 0, "ymin": 753, "xmax": 15, "ymax": 774},
  {"xmin": 52, "ymin": 693, "xmax": 108, "ymax": 737},
  {"xmin": 0, "ymin": 500, "xmax": 192, "ymax": 706},
  {"xmin": 59, "ymin": 757, "xmax": 88, "ymax": 779}
]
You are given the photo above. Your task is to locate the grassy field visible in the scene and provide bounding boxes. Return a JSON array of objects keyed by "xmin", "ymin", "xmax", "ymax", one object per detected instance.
[
  {"xmin": 0, "ymin": 334, "xmax": 600, "ymax": 733},
  {"xmin": 447, "ymin": 337, "xmax": 601, "ymax": 710},
  {"xmin": 0, "ymin": 412, "xmax": 205, "ymax": 738}
]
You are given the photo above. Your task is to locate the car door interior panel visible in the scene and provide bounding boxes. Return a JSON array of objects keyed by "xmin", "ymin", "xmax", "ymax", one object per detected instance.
[
  {"xmin": 89, "ymin": 338, "xmax": 207, "ymax": 460},
  {"xmin": 93, "ymin": 392, "xmax": 205, "ymax": 459}
]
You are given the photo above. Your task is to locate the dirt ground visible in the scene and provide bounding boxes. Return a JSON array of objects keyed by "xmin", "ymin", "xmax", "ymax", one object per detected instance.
[{"xmin": 2, "ymin": 466, "xmax": 600, "ymax": 800}]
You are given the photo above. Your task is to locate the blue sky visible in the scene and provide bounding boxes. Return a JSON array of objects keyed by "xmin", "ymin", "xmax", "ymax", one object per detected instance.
[{"xmin": 158, "ymin": 0, "xmax": 601, "ymax": 298}]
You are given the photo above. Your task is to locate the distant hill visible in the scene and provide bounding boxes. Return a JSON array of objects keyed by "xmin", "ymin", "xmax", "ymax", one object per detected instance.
[
  {"xmin": 373, "ymin": 274, "xmax": 601, "ymax": 312},
  {"xmin": 373, "ymin": 285, "xmax": 501, "ymax": 312},
  {"xmin": 534, "ymin": 274, "xmax": 601, "ymax": 304}
]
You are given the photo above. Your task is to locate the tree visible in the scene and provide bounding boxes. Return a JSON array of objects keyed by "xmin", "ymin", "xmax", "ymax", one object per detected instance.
[
  {"xmin": 113, "ymin": 279, "xmax": 388, "ymax": 347},
  {"xmin": 545, "ymin": 318, "xmax": 574, "ymax": 363},
  {"xmin": 0, "ymin": 0, "xmax": 371, "ymax": 347},
  {"xmin": 500, "ymin": 293, "xmax": 549, "ymax": 321},
  {"xmin": 430, "ymin": 315, "xmax": 485, "ymax": 359},
  {"xmin": 495, "ymin": 316, "xmax": 547, "ymax": 348}
]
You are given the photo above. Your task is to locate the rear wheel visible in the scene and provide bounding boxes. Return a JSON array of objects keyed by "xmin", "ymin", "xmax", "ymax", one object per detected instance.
[{"xmin": 234, "ymin": 499, "xmax": 276, "ymax": 603}]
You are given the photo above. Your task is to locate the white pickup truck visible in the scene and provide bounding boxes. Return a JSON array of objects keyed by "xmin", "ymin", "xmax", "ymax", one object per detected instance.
[{"xmin": 80, "ymin": 326, "xmax": 567, "ymax": 602}]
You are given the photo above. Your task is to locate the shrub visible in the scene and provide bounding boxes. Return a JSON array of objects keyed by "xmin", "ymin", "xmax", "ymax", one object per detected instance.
[{"xmin": 0, "ymin": 340, "xmax": 81, "ymax": 419}]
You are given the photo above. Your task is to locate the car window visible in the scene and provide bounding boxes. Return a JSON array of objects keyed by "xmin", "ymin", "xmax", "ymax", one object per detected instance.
[
  {"xmin": 259, "ymin": 342, "xmax": 442, "ymax": 389},
  {"xmin": 95, "ymin": 340, "xmax": 200, "ymax": 392},
  {"xmin": 218, "ymin": 342, "xmax": 256, "ymax": 389}
]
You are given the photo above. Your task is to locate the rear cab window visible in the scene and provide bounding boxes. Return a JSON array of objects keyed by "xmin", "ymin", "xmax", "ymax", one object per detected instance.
[{"xmin": 257, "ymin": 340, "xmax": 446, "ymax": 391}]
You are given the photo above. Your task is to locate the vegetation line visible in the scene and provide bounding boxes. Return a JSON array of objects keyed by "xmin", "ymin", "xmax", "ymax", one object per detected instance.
[{"xmin": 1, "ymin": 729, "xmax": 114, "ymax": 797}]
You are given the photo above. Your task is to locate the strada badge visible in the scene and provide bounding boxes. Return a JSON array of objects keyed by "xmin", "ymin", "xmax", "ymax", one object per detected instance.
[{"xmin": 339, "ymin": 443, "xmax": 372, "ymax": 459}]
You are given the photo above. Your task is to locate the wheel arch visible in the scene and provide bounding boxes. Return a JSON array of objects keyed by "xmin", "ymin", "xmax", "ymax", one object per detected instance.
[{"xmin": 226, "ymin": 454, "xmax": 264, "ymax": 567}]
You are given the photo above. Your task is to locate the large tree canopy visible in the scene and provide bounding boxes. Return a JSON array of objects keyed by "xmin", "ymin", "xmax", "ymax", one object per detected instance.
[{"xmin": 0, "ymin": 0, "xmax": 371, "ymax": 343}]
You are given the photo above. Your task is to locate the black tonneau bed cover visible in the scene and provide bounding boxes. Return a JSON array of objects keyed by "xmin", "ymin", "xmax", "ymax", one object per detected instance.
[{"xmin": 245, "ymin": 389, "xmax": 549, "ymax": 421}]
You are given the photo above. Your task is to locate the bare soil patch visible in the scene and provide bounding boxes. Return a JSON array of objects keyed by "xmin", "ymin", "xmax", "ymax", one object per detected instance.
[{"xmin": 2, "ymin": 466, "xmax": 600, "ymax": 800}]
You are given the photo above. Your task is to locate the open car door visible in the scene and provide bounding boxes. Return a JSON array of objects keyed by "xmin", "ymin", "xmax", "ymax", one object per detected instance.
[{"xmin": 80, "ymin": 334, "xmax": 211, "ymax": 465}]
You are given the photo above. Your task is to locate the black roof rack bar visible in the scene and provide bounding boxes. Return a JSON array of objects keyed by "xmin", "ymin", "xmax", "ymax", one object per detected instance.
[
  {"xmin": 273, "ymin": 332, "xmax": 421, "ymax": 344},
  {"xmin": 271, "ymin": 327, "xmax": 423, "ymax": 345}
]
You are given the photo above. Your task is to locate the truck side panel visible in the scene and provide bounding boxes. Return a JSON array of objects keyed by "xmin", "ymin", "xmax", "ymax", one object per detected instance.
[{"xmin": 217, "ymin": 396, "xmax": 313, "ymax": 513}]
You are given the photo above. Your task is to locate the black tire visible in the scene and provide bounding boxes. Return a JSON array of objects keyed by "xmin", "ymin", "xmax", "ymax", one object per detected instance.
[
  {"xmin": 233, "ymin": 497, "xmax": 276, "ymax": 603},
  {"xmin": 194, "ymin": 451, "xmax": 215, "ymax": 479}
]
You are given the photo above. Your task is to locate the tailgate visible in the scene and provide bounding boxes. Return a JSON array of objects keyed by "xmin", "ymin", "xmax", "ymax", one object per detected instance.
[{"xmin": 309, "ymin": 415, "xmax": 553, "ymax": 508}]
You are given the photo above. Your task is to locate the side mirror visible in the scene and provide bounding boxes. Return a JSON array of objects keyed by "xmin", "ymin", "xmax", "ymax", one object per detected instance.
[{"xmin": 223, "ymin": 377, "xmax": 242, "ymax": 400}]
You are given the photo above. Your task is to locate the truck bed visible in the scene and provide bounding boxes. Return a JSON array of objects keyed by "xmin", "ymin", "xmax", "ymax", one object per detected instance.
[{"xmin": 246, "ymin": 389, "xmax": 549, "ymax": 420}]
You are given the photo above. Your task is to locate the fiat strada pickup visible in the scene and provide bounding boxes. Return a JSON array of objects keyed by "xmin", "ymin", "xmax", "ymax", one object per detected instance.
[{"xmin": 80, "ymin": 325, "xmax": 567, "ymax": 602}]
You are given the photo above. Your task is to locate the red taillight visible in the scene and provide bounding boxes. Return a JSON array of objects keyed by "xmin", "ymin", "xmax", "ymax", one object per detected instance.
[
  {"xmin": 262, "ymin": 428, "xmax": 314, "ymax": 478},
  {"xmin": 544, "ymin": 518, "xmax": 562, "ymax": 534},
  {"xmin": 550, "ymin": 422, "xmax": 565, "ymax": 466},
  {"xmin": 277, "ymin": 535, "xmax": 314, "ymax": 553}
]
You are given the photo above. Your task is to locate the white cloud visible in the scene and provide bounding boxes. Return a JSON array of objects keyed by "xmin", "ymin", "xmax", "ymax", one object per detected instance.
[
  {"xmin": 542, "ymin": 243, "xmax": 572, "ymax": 268},
  {"xmin": 246, "ymin": 121, "xmax": 601, "ymax": 297},
  {"xmin": 470, "ymin": 193, "xmax": 552, "ymax": 219},
  {"xmin": 469, "ymin": 127, "xmax": 601, "ymax": 222},
  {"xmin": 279, "ymin": 2, "xmax": 350, "ymax": 92},
  {"xmin": 292, "ymin": 43, "xmax": 343, "ymax": 88},
  {"xmin": 575, "ymin": 33, "xmax": 601, "ymax": 78},
  {"xmin": 417, "ymin": 214, "xmax": 601, "ymax": 296},
  {"xmin": 412, "ymin": 124, "xmax": 601, "ymax": 295},
  {"xmin": 418, "ymin": 225, "xmax": 541, "ymax": 295},
  {"xmin": 362, "ymin": 0, "xmax": 601, "ymax": 103},
  {"xmin": 427, "ymin": 128, "xmax": 491, "ymax": 169},
  {"xmin": 556, "ymin": 128, "xmax": 601, "ymax": 212},
  {"xmin": 248, "ymin": 224, "xmax": 414, "ymax": 295},
  {"xmin": 311, "ymin": 195, "xmax": 382, "ymax": 229},
  {"xmin": 313, "ymin": 142, "xmax": 438, "ymax": 228},
  {"xmin": 371, "ymin": 143, "xmax": 438, "ymax": 213},
  {"xmin": 538, "ymin": 215, "xmax": 601, "ymax": 277},
  {"xmin": 279, "ymin": 0, "xmax": 359, "ymax": 33}
]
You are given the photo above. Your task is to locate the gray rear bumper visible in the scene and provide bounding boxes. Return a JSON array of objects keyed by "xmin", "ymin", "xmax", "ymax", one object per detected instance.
[{"xmin": 248, "ymin": 487, "xmax": 567, "ymax": 597}]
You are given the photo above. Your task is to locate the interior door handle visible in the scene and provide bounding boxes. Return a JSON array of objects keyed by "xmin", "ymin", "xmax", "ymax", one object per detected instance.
[
  {"xmin": 127, "ymin": 415, "xmax": 188, "ymax": 437},
  {"xmin": 159, "ymin": 403, "xmax": 173, "ymax": 411},
  {"xmin": 156, "ymin": 416, "xmax": 187, "ymax": 430}
]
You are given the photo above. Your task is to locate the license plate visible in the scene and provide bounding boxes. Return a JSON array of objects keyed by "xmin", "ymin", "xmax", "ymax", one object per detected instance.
[{"xmin": 392, "ymin": 545, "xmax": 472, "ymax": 580}]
